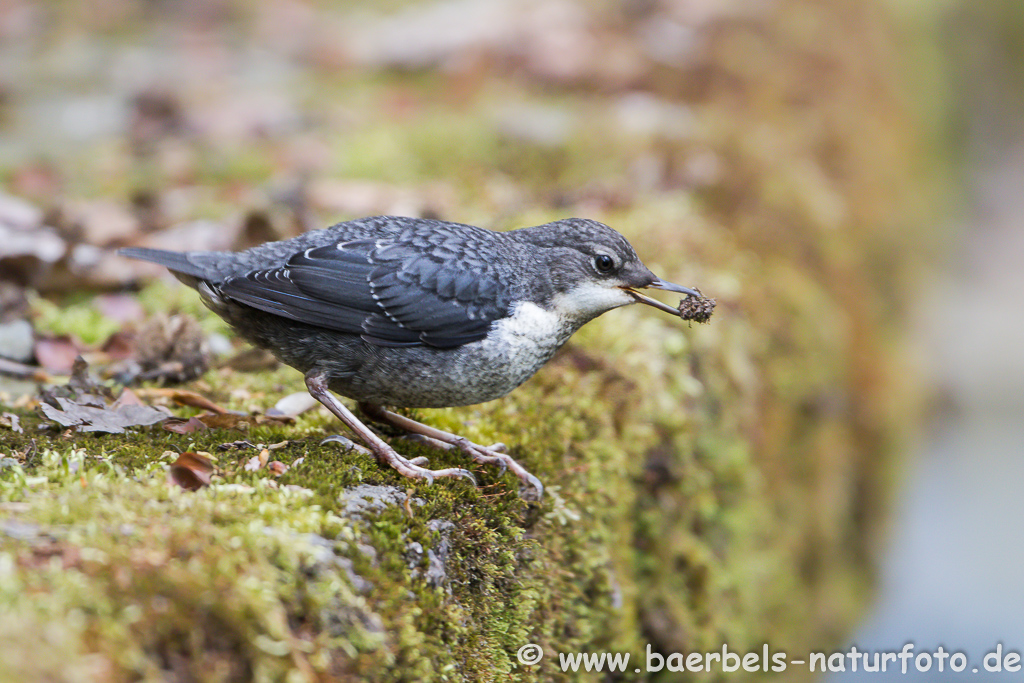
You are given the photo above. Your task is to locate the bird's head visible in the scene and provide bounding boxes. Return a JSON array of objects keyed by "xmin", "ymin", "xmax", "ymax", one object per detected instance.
[{"xmin": 514, "ymin": 219, "xmax": 699, "ymax": 325}]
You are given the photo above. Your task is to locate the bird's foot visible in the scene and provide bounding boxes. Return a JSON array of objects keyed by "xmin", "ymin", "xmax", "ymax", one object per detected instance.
[
  {"xmin": 400, "ymin": 434, "xmax": 508, "ymax": 471},
  {"xmin": 454, "ymin": 437, "xmax": 543, "ymax": 501},
  {"xmin": 321, "ymin": 434, "xmax": 475, "ymax": 486},
  {"xmin": 361, "ymin": 403, "xmax": 543, "ymax": 500},
  {"xmin": 305, "ymin": 373, "xmax": 476, "ymax": 488}
]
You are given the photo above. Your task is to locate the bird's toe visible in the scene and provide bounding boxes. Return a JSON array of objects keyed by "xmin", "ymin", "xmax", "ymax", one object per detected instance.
[{"xmin": 320, "ymin": 434, "xmax": 372, "ymax": 456}]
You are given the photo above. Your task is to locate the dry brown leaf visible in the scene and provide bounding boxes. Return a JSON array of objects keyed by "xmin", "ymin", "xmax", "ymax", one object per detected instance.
[
  {"xmin": 134, "ymin": 387, "xmax": 228, "ymax": 414},
  {"xmin": 267, "ymin": 460, "xmax": 289, "ymax": 476},
  {"xmin": 197, "ymin": 413, "xmax": 255, "ymax": 430},
  {"xmin": 161, "ymin": 411, "xmax": 293, "ymax": 434},
  {"xmin": 161, "ymin": 415, "xmax": 208, "ymax": 434},
  {"xmin": 168, "ymin": 451, "xmax": 214, "ymax": 491},
  {"xmin": 243, "ymin": 448, "xmax": 271, "ymax": 472},
  {"xmin": 111, "ymin": 388, "xmax": 144, "ymax": 408}
]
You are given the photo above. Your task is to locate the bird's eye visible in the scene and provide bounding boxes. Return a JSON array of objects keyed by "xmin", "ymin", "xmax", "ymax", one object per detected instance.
[{"xmin": 594, "ymin": 254, "xmax": 616, "ymax": 274}]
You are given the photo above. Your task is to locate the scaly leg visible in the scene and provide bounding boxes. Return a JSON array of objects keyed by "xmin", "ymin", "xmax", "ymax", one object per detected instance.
[
  {"xmin": 306, "ymin": 371, "xmax": 476, "ymax": 486},
  {"xmin": 359, "ymin": 402, "xmax": 544, "ymax": 500}
]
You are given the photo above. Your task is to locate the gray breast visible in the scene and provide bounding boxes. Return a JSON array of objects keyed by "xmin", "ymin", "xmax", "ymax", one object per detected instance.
[{"xmin": 330, "ymin": 300, "xmax": 575, "ymax": 408}]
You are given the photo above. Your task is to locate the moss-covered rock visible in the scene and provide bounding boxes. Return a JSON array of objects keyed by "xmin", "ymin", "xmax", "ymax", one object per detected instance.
[{"xmin": 0, "ymin": 0, "xmax": 935, "ymax": 681}]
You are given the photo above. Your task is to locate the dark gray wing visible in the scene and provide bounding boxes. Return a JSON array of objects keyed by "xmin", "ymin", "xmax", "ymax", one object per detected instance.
[{"xmin": 219, "ymin": 233, "xmax": 513, "ymax": 349}]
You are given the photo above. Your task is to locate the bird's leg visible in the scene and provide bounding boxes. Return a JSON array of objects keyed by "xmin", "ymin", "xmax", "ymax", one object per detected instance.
[
  {"xmin": 358, "ymin": 402, "xmax": 544, "ymax": 500},
  {"xmin": 305, "ymin": 371, "xmax": 476, "ymax": 486}
]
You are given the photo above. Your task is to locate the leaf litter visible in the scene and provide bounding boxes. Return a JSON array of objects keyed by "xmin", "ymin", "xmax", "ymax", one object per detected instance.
[
  {"xmin": 168, "ymin": 451, "xmax": 215, "ymax": 491},
  {"xmin": 37, "ymin": 357, "xmax": 170, "ymax": 433}
]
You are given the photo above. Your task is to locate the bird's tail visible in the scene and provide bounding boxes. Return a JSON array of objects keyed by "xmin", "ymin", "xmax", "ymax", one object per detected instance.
[{"xmin": 119, "ymin": 247, "xmax": 213, "ymax": 288}]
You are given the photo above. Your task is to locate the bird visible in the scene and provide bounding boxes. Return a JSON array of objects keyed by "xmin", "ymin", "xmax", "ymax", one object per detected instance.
[{"xmin": 120, "ymin": 216, "xmax": 702, "ymax": 499}]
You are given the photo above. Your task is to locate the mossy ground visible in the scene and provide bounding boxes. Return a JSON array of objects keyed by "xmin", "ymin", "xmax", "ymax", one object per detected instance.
[{"xmin": 0, "ymin": 1, "xmax": 936, "ymax": 681}]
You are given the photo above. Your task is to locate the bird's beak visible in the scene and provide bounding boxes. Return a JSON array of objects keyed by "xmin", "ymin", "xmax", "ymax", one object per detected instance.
[{"xmin": 621, "ymin": 279, "xmax": 701, "ymax": 315}]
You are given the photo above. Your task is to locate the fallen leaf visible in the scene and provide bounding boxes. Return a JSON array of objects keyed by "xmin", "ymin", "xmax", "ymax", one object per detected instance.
[
  {"xmin": 161, "ymin": 411, "xmax": 293, "ymax": 434},
  {"xmin": 68, "ymin": 355, "xmax": 112, "ymax": 397},
  {"xmin": 234, "ymin": 210, "xmax": 282, "ymax": 251},
  {"xmin": 40, "ymin": 396, "xmax": 168, "ymax": 433},
  {"xmin": 111, "ymin": 387, "xmax": 144, "ymax": 408},
  {"xmin": 0, "ymin": 412, "xmax": 22, "ymax": 433},
  {"xmin": 268, "ymin": 460, "xmax": 289, "ymax": 476},
  {"xmin": 196, "ymin": 412, "xmax": 256, "ymax": 430},
  {"xmin": 168, "ymin": 451, "xmax": 214, "ymax": 491},
  {"xmin": 162, "ymin": 416, "xmax": 208, "ymax": 434},
  {"xmin": 243, "ymin": 448, "xmax": 270, "ymax": 472},
  {"xmin": 134, "ymin": 387, "xmax": 228, "ymax": 414}
]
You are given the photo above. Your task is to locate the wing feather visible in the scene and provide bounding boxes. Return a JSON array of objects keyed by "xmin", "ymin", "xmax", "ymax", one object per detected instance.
[{"xmin": 218, "ymin": 228, "xmax": 513, "ymax": 349}]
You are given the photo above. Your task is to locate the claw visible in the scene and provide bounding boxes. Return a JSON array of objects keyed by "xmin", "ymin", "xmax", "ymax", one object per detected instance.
[
  {"xmin": 494, "ymin": 457, "xmax": 508, "ymax": 476},
  {"xmin": 321, "ymin": 434, "xmax": 372, "ymax": 456},
  {"xmin": 321, "ymin": 434, "xmax": 352, "ymax": 448},
  {"xmin": 522, "ymin": 473, "xmax": 544, "ymax": 501},
  {"xmin": 414, "ymin": 466, "xmax": 476, "ymax": 486}
]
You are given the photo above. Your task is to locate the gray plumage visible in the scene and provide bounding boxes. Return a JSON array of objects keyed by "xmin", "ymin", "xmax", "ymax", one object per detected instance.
[
  {"xmin": 122, "ymin": 216, "xmax": 671, "ymax": 407},
  {"xmin": 121, "ymin": 215, "xmax": 701, "ymax": 495}
]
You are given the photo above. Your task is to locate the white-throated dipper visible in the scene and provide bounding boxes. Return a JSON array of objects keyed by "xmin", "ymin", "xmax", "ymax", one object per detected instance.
[{"xmin": 121, "ymin": 216, "xmax": 705, "ymax": 499}]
